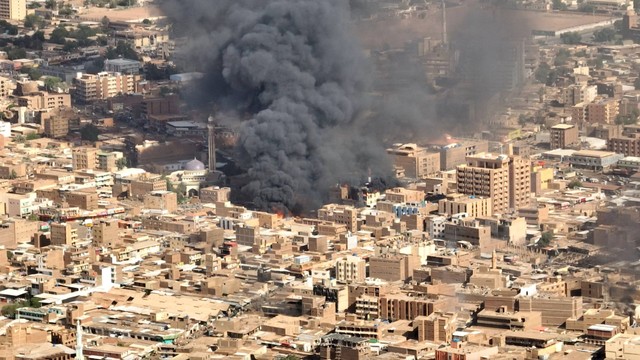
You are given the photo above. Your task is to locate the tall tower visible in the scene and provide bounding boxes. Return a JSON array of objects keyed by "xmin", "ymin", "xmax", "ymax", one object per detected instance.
[
  {"xmin": 441, "ymin": 0, "xmax": 448, "ymax": 47},
  {"xmin": 76, "ymin": 320, "xmax": 84, "ymax": 360},
  {"xmin": 207, "ymin": 115, "xmax": 216, "ymax": 172}
]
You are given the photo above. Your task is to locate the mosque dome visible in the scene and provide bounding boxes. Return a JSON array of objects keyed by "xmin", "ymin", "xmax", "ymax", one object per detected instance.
[{"xmin": 184, "ymin": 158, "xmax": 206, "ymax": 171}]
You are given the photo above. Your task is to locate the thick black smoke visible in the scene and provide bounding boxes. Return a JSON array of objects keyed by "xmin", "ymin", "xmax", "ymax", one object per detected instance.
[{"xmin": 163, "ymin": 0, "xmax": 393, "ymax": 211}]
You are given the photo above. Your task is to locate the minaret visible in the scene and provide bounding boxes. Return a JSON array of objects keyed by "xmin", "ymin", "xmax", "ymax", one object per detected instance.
[
  {"xmin": 207, "ymin": 115, "xmax": 216, "ymax": 172},
  {"xmin": 441, "ymin": 0, "xmax": 448, "ymax": 47},
  {"xmin": 491, "ymin": 249, "xmax": 497, "ymax": 270},
  {"xmin": 76, "ymin": 320, "xmax": 84, "ymax": 360}
]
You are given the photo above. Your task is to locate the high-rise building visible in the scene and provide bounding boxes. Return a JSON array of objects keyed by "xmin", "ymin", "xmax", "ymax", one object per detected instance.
[
  {"xmin": 92, "ymin": 220, "xmax": 120, "ymax": 248},
  {"xmin": 335, "ymin": 256, "xmax": 366, "ymax": 284},
  {"xmin": 207, "ymin": 115, "xmax": 216, "ymax": 171},
  {"xmin": 72, "ymin": 147, "xmax": 98, "ymax": 170},
  {"xmin": 74, "ymin": 72, "xmax": 140, "ymax": 103},
  {"xmin": 563, "ymin": 84, "xmax": 597, "ymax": 106},
  {"xmin": 0, "ymin": 0, "xmax": 25, "ymax": 20},
  {"xmin": 387, "ymin": 143, "xmax": 440, "ymax": 179},
  {"xmin": 439, "ymin": 139, "xmax": 489, "ymax": 170},
  {"xmin": 586, "ymin": 98, "xmax": 620, "ymax": 124},
  {"xmin": 550, "ymin": 124, "xmax": 579, "ymax": 149},
  {"xmin": 50, "ymin": 223, "xmax": 78, "ymax": 247},
  {"xmin": 456, "ymin": 153, "xmax": 531, "ymax": 214}
]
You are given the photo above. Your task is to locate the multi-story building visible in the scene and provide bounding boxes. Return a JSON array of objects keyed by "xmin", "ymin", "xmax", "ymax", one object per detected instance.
[
  {"xmin": 42, "ymin": 116, "xmax": 69, "ymax": 139},
  {"xmin": 456, "ymin": 153, "xmax": 531, "ymax": 214},
  {"xmin": 586, "ymin": 98, "xmax": 619, "ymax": 124},
  {"xmin": 439, "ymin": 139, "xmax": 489, "ymax": 170},
  {"xmin": 17, "ymin": 92, "xmax": 70, "ymax": 110},
  {"xmin": 387, "ymin": 143, "xmax": 440, "ymax": 178},
  {"xmin": 130, "ymin": 174, "xmax": 167, "ymax": 198},
  {"xmin": 72, "ymin": 147, "xmax": 98, "ymax": 170},
  {"xmin": 318, "ymin": 204, "xmax": 357, "ymax": 232},
  {"xmin": 567, "ymin": 150, "xmax": 624, "ymax": 170},
  {"xmin": 0, "ymin": 76, "xmax": 14, "ymax": 97},
  {"xmin": 438, "ymin": 193, "xmax": 492, "ymax": 218},
  {"xmin": 550, "ymin": 123, "xmax": 579, "ymax": 149},
  {"xmin": 96, "ymin": 151, "xmax": 124, "ymax": 172},
  {"xmin": 200, "ymin": 186, "xmax": 231, "ymax": 203},
  {"xmin": 74, "ymin": 72, "xmax": 141, "ymax": 103},
  {"xmin": 92, "ymin": 220, "xmax": 120, "ymax": 248},
  {"xmin": 369, "ymin": 254, "xmax": 419, "ymax": 282},
  {"xmin": 104, "ymin": 58, "xmax": 141, "ymax": 75},
  {"xmin": 50, "ymin": 223, "xmax": 78, "ymax": 246},
  {"xmin": 335, "ymin": 256, "xmax": 366, "ymax": 284},
  {"xmin": 65, "ymin": 191, "xmax": 98, "ymax": 210},
  {"xmin": 0, "ymin": 0, "xmax": 26, "ymax": 20},
  {"xmin": 143, "ymin": 191, "xmax": 178, "ymax": 213},
  {"xmin": 608, "ymin": 133, "xmax": 640, "ymax": 157},
  {"xmin": 563, "ymin": 84, "xmax": 597, "ymax": 106}
]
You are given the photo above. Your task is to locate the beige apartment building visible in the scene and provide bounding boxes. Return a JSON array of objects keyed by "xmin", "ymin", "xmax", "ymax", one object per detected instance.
[
  {"xmin": 0, "ymin": 0, "xmax": 25, "ymax": 20},
  {"xmin": 335, "ymin": 256, "xmax": 366, "ymax": 284},
  {"xmin": 74, "ymin": 72, "xmax": 141, "ymax": 103},
  {"xmin": 550, "ymin": 123, "xmax": 579, "ymax": 149},
  {"xmin": 72, "ymin": 147, "xmax": 98, "ymax": 170},
  {"xmin": 587, "ymin": 98, "xmax": 619, "ymax": 124},
  {"xmin": 438, "ymin": 193, "xmax": 492, "ymax": 218},
  {"xmin": 608, "ymin": 133, "xmax": 640, "ymax": 157},
  {"xmin": 456, "ymin": 153, "xmax": 530, "ymax": 214},
  {"xmin": 17, "ymin": 92, "xmax": 70, "ymax": 110},
  {"xmin": 387, "ymin": 143, "xmax": 440, "ymax": 178},
  {"xmin": 318, "ymin": 204, "xmax": 357, "ymax": 232}
]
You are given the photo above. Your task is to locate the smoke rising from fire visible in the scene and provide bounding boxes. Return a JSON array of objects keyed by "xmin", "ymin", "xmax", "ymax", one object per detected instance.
[{"xmin": 163, "ymin": 0, "xmax": 394, "ymax": 211}]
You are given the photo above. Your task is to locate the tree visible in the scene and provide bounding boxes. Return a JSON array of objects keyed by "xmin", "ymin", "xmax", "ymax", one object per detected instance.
[
  {"xmin": 44, "ymin": 77, "xmax": 63, "ymax": 91},
  {"xmin": 538, "ymin": 231, "xmax": 554, "ymax": 247},
  {"xmin": 101, "ymin": 16, "xmax": 110, "ymax": 29},
  {"xmin": 560, "ymin": 32, "xmax": 581, "ymax": 44},
  {"xmin": 142, "ymin": 18, "xmax": 152, "ymax": 25},
  {"xmin": 106, "ymin": 40, "xmax": 140, "ymax": 60},
  {"xmin": 634, "ymin": 77, "xmax": 640, "ymax": 90},
  {"xmin": 27, "ymin": 68, "xmax": 41, "ymax": 81},
  {"xmin": 116, "ymin": 157, "xmax": 127, "ymax": 170},
  {"xmin": 554, "ymin": 48, "xmax": 571, "ymax": 66},
  {"xmin": 80, "ymin": 124, "xmax": 100, "ymax": 141},
  {"xmin": 50, "ymin": 26, "xmax": 69, "ymax": 44},
  {"xmin": 26, "ymin": 133, "xmax": 40, "ymax": 140},
  {"xmin": 59, "ymin": 4, "xmax": 74, "ymax": 16},
  {"xmin": 45, "ymin": 0, "xmax": 57, "ymax": 10},
  {"xmin": 24, "ymin": 14, "xmax": 45, "ymax": 29},
  {"xmin": 6, "ymin": 47, "xmax": 26, "ymax": 60},
  {"xmin": 534, "ymin": 63, "xmax": 551, "ymax": 84},
  {"xmin": 568, "ymin": 179, "xmax": 582, "ymax": 189},
  {"xmin": 615, "ymin": 114, "xmax": 637, "ymax": 125},
  {"xmin": 552, "ymin": 0, "xmax": 568, "ymax": 10},
  {"xmin": 593, "ymin": 28, "xmax": 616, "ymax": 42},
  {"xmin": 8, "ymin": 170, "xmax": 17, "ymax": 179},
  {"xmin": 578, "ymin": 3, "xmax": 595, "ymax": 12}
]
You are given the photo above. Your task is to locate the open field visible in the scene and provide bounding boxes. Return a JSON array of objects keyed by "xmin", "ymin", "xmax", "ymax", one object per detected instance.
[
  {"xmin": 77, "ymin": 4, "xmax": 164, "ymax": 22},
  {"xmin": 355, "ymin": 3, "xmax": 614, "ymax": 49}
]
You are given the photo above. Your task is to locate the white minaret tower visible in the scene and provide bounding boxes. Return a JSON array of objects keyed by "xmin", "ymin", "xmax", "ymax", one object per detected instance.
[
  {"xmin": 442, "ymin": 0, "xmax": 448, "ymax": 47},
  {"xmin": 207, "ymin": 115, "xmax": 216, "ymax": 172},
  {"xmin": 76, "ymin": 320, "xmax": 84, "ymax": 360}
]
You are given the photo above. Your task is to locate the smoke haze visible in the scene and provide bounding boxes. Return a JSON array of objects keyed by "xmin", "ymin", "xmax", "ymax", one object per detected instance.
[{"xmin": 163, "ymin": 0, "xmax": 393, "ymax": 211}]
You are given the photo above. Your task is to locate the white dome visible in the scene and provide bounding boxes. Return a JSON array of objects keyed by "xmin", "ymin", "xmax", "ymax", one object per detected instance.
[{"xmin": 184, "ymin": 158, "xmax": 205, "ymax": 171}]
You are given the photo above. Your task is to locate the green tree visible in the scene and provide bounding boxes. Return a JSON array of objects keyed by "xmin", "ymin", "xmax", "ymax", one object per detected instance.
[
  {"xmin": 142, "ymin": 18, "xmax": 152, "ymax": 25},
  {"xmin": 8, "ymin": 170, "xmax": 17, "ymax": 179},
  {"xmin": 44, "ymin": 76, "xmax": 63, "ymax": 91},
  {"xmin": 560, "ymin": 32, "xmax": 581, "ymax": 44},
  {"xmin": 27, "ymin": 68, "xmax": 41, "ymax": 80},
  {"xmin": 578, "ymin": 3, "xmax": 595, "ymax": 12},
  {"xmin": 552, "ymin": 0, "xmax": 568, "ymax": 9},
  {"xmin": 80, "ymin": 124, "xmax": 100, "ymax": 141},
  {"xmin": 538, "ymin": 231, "xmax": 554, "ymax": 247},
  {"xmin": 554, "ymin": 48, "xmax": 571, "ymax": 65},
  {"xmin": 534, "ymin": 63, "xmax": 551, "ymax": 84},
  {"xmin": 106, "ymin": 40, "xmax": 140, "ymax": 60},
  {"xmin": 116, "ymin": 157, "xmax": 127, "ymax": 170},
  {"xmin": 593, "ymin": 28, "xmax": 616, "ymax": 42},
  {"xmin": 101, "ymin": 15, "xmax": 110, "ymax": 29},
  {"xmin": 26, "ymin": 133, "xmax": 40, "ymax": 140},
  {"xmin": 568, "ymin": 179, "xmax": 582, "ymax": 189},
  {"xmin": 615, "ymin": 114, "xmax": 637, "ymax": 125},
  {"xmin": 6, "ymin": 47, "xmax": 26, "ymax": 60},
  {"xmin": 24, "ymin": 14, "xmax": 45, "ymax": 29},
  {"xmin": 50, "ymin": 26, "xmax": 69, "ymax": 44},
  {"xmin": 45, "ymin": 0, "xmax": 57, "ymax": 9}
]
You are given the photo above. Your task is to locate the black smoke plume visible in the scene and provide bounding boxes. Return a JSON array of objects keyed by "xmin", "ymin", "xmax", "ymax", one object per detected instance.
[{"xmin": 162, "ymin": 0, "xmax": 393, "ymax": 211}]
